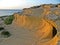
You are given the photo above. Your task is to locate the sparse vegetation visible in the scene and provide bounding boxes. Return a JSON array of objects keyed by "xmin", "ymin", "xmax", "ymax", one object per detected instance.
[
  {"xmin": 0, "ymin": 27, "xmax": 4, "ymax": 31},
  {"xmin": 1, "ymin": 31, "xmax": 11, "ymax": 38},
  {"xmin": 0, "ymin": 17, "xmax": 4, "ymax": 20},
  {"xmin": 4, "ymin": 15, "xmax": 14, "ymax": 25},
  {"xmin": 31, "ymin": 6, "xmax": 40, "ymax": 8}
]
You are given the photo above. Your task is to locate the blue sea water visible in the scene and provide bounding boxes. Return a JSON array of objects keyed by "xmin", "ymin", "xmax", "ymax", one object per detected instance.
[{"xmin": 0, "ymin": 9, "xmax": 22, "ymax": 16}]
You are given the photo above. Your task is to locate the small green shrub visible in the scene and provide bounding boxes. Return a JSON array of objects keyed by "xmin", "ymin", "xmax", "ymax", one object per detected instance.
[
  {"xmin": 1, "ymin": 31, "xmax": 11, "ymax": 38},
  {"xmin": 4, "ymin": 15, "xmax": 14, "ymax": 25},
  {"xmin": 31, "ymin": 6, "xmax": 40, "ymax": 8},
  {"xmin": 0, "ymin": 17, "xmax": 4, "ymax": 20},
  {"xmin": 0, "ymin": 27, "xmax": 4, "ymax": 31}
]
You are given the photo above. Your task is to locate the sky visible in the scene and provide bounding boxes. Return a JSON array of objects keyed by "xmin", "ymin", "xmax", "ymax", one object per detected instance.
[{"xmin": 0, "ymin": 0, "xmax": 60, "ymax": 9}]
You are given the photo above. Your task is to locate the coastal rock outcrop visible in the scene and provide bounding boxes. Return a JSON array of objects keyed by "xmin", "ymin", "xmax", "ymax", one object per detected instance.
[{"xmin": 13, "ymin": 4, "xmax": 60, "ymax": 45}]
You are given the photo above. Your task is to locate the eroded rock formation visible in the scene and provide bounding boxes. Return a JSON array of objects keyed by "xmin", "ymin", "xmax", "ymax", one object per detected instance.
[{"xmin": 13, "ymin": 4, "xmax": 60, "ymax": 45}]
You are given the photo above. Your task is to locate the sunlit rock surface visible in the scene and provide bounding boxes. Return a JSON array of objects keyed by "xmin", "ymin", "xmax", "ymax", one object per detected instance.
[{"xmin": 13, "ymin": 4, "xmax": 60, "ymax": 45}]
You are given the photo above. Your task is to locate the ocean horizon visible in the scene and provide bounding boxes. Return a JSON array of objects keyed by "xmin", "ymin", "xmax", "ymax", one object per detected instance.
[{"xmin": 0, "ymin": 9, "xmax": 22, "ymax": 16}]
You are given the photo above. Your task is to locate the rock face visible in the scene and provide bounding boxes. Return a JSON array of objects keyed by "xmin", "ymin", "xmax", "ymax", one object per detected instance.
[{"xmin": 13, "ymin": 4, "xmax": 60, "ymax": 45}]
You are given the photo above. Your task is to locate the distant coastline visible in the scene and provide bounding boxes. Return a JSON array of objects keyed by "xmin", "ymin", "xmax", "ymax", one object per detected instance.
[{"xmin": 0, "ymin": 9, "xmax": 22, "ymax": 16}]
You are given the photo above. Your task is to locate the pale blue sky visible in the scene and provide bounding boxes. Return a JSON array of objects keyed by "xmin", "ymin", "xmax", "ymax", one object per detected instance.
[{"xmin": 0, "ymin": 0, "xmax": 60, "ymax": 9}]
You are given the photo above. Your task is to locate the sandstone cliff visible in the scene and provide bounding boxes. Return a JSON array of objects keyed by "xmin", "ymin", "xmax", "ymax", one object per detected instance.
[
  {"xmin": 13, "ymin": 4, "xmax": 60, "ymax": 25},
  {"xmin": 13, "ymin": 4, "xmax": 60, "ymax": 45}
]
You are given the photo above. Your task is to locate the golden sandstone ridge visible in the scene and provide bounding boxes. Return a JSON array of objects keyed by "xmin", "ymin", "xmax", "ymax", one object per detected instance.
[{"xmin": 13, "ymin": 4, "xmax": 60, "ymax": 45}]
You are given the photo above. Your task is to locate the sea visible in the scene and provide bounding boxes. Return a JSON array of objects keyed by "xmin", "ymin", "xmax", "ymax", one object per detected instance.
[{"xmin": 0, "ymin": 9, "xmax": 22, "ymax": 16}]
